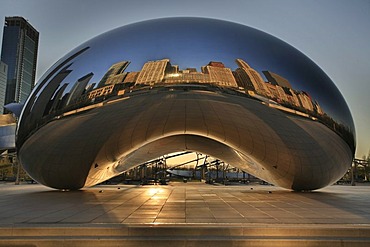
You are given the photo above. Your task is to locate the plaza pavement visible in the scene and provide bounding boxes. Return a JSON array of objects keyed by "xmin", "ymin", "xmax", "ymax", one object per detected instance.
[{"xmin": 0, "ymin": 181, "xmax": 370, "ymax": 246}]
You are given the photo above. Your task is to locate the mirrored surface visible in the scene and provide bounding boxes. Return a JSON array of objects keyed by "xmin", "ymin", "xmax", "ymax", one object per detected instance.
[{"xmin": 16, "ymin": 17, "xmax": 355, "ymax": 190}]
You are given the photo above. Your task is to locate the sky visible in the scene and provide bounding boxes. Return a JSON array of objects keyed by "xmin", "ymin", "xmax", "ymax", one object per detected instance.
[{"xmin": 0, "ymin": 0, "xmax": 369, "ymax": 158}]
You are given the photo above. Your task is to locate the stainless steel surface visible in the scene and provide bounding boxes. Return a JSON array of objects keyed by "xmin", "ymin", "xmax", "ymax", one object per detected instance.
[
  {"xmin": 16, "ymin": 17, "xmax": 355, "ymax": 190},
  {"xmin": 0, "ymin": 114, "xmax": 16, "ymax": 151}
]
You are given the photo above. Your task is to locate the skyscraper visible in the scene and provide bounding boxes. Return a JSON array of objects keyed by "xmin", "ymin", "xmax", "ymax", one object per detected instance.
[
  {"xmin": 262, "ymin": 71, "xmax": 292, "ymax": 89},
  {"xmin": 235, "ymin": 59, "xmax": 270, "ymax": 96},
  {"xmin": 0, "ymin": 16, "xmax": 39, "ymax": 110},
  {"xmin": 66, "ymin": 72, "xmax": 94, "ymax": 106},
  {"xmin": 0, "ymin": 61, "xmax": 7, "ymax": 113},
  {"xmin": 202, "ymin": 61, "xmax": 237, "ymax": 87},
  {"xmin": 97, "ymin": 61, "xmax": 130, "ymax": 87},
  {"xmin": 136, "ymin": 59, "xmax": 172, "ymax": 85}
]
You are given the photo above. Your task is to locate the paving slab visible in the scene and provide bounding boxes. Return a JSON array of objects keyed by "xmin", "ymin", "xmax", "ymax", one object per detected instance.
[{"xmin": 0, "ymin": 182, "xmax": 370, "ymax": 246}]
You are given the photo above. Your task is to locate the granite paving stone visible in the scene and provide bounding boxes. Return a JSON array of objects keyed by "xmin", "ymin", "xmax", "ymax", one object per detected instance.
[{"xmin": 0, "ymin": 182, "xmax": 370, "ymax": 226}]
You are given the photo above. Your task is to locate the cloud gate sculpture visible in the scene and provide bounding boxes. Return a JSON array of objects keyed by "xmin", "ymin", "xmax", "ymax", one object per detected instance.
[{"xmin": 16, "ymin": 17, "xmax": 355, "ymax": 191}]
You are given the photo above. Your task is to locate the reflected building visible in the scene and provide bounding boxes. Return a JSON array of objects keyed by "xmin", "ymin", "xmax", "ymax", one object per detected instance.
[
  {"xmin": 202, "ymin": 61, "xmax": 237, "ymax": 87},
  {"xmin": 15, "ymin": 18, "xmax": 356, "ymax": 192},
  {"xmin": 98, "ymin": 61, "xmax": 130, "ymax": 87},
  {"xmin": 136, "ymin": 59, "xmax": 174, "ymax": 85},
  {"xmin": 314, "ymin": 100, "xmax": 324, "ymax": 115},
  {"xmin": 16, "ymin": 46, "xmax": 90, "ymax": 148},
  {"xmin": 263, "ymin": 71, "xmax": 292, "ymax": 89},
  {"xmin": 287, "ymin": 88, "xmax": 301, "ymax": 107},
  {"xmin": 66, "ymin": 72, "xmax": 94, "ymax": 106},
  {"xmin": 165, "ymin": 71, "xmax": 211, "ymax": 84},
  {"xmin": 0, "ymin": 17, "xmax": 39, "ymax": 109},
  {"xmin": 264, "ymin": 83, "xmax": 279, "ymax": 100},
  {"xmin": 87, "ymin": 84, "xmax": 115, "ymax": 100},
  {"xmin": 275, "ymin": 85, "xmax": 288, "ymax": 102},
  {"xmin": 31, "ymin": 66, "xmax": 72, "ymax": 119},
  {"xmin": 123, "ymin": 72, "xmax": 140, "ymax": 84},
  {"xmin": 48, "ymin": 83, "xmax": 68, "ymax": 114},
  {"xmin": 233, "ymin": 69, "xmax": 254, "ymax": 91},
  {"xmin": 297, "ymin": 91, "xmax": 314, "ymax": 112},
  {"xmin": 235, "ymin": 59, "xmax": 270, "ymax": 96},
  {"xmin": 84, "ymin": 83, "xmax": 96, "ymax": 94}
]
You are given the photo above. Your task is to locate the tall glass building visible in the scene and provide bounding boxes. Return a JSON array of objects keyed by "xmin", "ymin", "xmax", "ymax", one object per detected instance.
[
  {"xmin": 0, "ymin": 16, "xmax": 39, "ymax": 112},
  {"xmin": 0, "ymin": 61, "xmax": 7, "ymax": 113}
]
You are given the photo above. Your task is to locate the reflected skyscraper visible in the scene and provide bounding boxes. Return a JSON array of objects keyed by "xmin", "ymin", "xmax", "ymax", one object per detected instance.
[
  {"xmin": 66, "ymin": 72, "xmax": 94, "ymax": 106},
  {"xmin": 235, "ymin": 59, "xmax": 270, "ymax": 96},
  {"xmin": 98, "ymin": 61, "xmax": 130, "ymax": 87},
  {"xmin": 123, "ymin": 72, "xmax": 140, "ymax": 84},
  {"xmin": 136, "ymin": 59, "xmax": 173, "ymax": 85},
  {"xmin": 0, "ymin": 17, "xmax": 39, "ymax": 110},
  {"xmin": 202, "ymin": 62, "xmax": 237, "ymax": 87},
  {"xmin": 263, "ymin": 71, "xmax": 292, "ymax": 89},
  {"xmin": 297, "ymin": 91, "xmax": 314, "ymax": 112}
]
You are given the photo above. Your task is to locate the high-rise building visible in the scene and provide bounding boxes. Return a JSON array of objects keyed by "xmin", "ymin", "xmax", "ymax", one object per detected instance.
[
  {"xmin": 164, "ymin": 71, "xmax": 210, "ymax": 84},
  {"xmin": 275, "ymin": 85, "xmax": 288, "ymax": 102},
  {"xmin": 123, "ymin": 72, "xmax": 140, "ymax": 84},
  {"xmin": 136, "ymin": 59, "xmax": 173, "ymax": 85},
  {"xmin": 235, "ymin": 59, "xmax": 270, "ymax": 96},
  {"xmin": 288, "ymin": 89, "xmax": 301, "ymax": 107},
  {"xmin": 313, "ymin": 100, "xmax": 324, "ymax": 115},
  {"xmin": 233, "ymin": 69, "xmax": 256, "ymax": 91},
  {"xmin": 262, "ymin": 71, "xmax": 292, "ymax": 89},
  {"xmin": 0, "ymin": 16, "xmax": 39, "ymax": 108},
  {"xmin": 66, "ymin": 72, "xmax": 94, "ymax": 106},
  {"xmin": 202, "ymin": 61, "xmax": 237, "ymax": 87},
  {"xmin": 297, "ymin": 92, "xmax": 314, "ymax": 112},
  {"xmin": 0, "ymin": 61, "xmax": 7, "ymax": 113},
  {"xmin": 97, "ymin": 61, "xmax": 130, "ymax": 87}
]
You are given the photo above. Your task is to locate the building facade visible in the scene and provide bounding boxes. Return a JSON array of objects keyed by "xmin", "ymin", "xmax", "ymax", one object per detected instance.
[
  {"xmin": 0, "ymin": 61, "xmax": 7, "ymax": 114},
  {"xmin": 0, "ymin": 16, "xmax": 39, "ymax": 109},
  {"xmin": 263, "ymin": 71, "xmax": 292, "ymax": 89},
  {"xmin": 98, "ymin": 61, "xmax": 130, "ymax": 87},
  {"xmin": 136, "ymin": 59, "xmax": 173, "ymax": 85},
  {"xmin": 202, "ymin": 61, "xmax": 237, "ymax": 87},
  {"xmin": 235, "ymin": 59, "xmax": 270, "ymax": 96}
]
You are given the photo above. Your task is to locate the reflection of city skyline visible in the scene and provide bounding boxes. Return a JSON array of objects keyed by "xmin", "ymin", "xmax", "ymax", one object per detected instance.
[
  {"xmin": 19, "ymin": 52, "xmax": 354, "ymax": 154},
  {"xmin": 26, "ymin": 15, "xmax": 353, "ymax": 147},
  {"xmin": 78, "ymin": 57, "xmax": 325, "ymax": 117}
]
